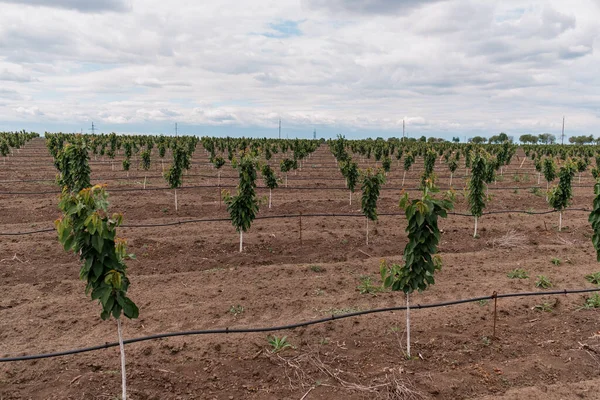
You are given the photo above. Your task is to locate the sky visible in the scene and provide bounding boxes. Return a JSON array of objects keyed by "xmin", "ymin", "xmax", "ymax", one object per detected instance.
[{"xmin": 0, "ymin": 0, "xmax": 599, "ymax": 140}]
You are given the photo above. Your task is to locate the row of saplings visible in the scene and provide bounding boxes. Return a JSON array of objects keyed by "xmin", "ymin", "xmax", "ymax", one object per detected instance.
[
  {"xmin": 335, "ymin": 144, "xmax": 584, "ymax": 237},
  {"xmin": 50, "ymin": 138, "xmax": 600, "ymax": 399}
]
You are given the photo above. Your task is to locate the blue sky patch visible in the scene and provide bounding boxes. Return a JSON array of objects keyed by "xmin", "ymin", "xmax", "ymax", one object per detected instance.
[{"xmin": 263, "ymin": 20, "xmax": 302, "ymax": 38}]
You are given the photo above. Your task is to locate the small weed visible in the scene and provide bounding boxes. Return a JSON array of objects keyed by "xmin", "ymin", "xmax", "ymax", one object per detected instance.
[
  {"xmin": 507, "ymin": 268, "xmax": 529, "ymax": 279},
  {"xmin": 322, "ymin": 307, "xmax": 361, "ymax": 315},
  {"xmin": 356, "ymin": 275, "xmax": 382, "ymax": 295},
  {"xmin": 513, "ymin": 175, "xmax": 521, "ymax": 183},
  {"xmin": 161, "ymin": 208, "xmax": 169, "ymax": 213},
  {"xmin": 101, "ymin": 370, "xmax": 120, "ymax": 375},
  {"xmin": 535, "ymin": 275, "xmax": 553, "ymax": 289},
  {"xmin": 533, "ymin": 302, "xmax": 553, "ymax": 312},
  {"xmin": 229, "ymin": 305, "xmax": 244, "ymax": 316},
  {"xmin": 268, "ymin": 335, "xmax": 292, "ymax": 353},
  {"xmin": 581, "ymin": 294, "xmax": 600, "ymax": 309},
  {"xmin": 341, "ymin": 239, "xmax": 349, "ymax": 245},
  {"xmin": 314, "ymin": 288, "xmax": 325, "ymax": 296},
  {"xmin": 204, "ymin": 267, "xmax": 225, "ymax": 273},
  {"xmin": 390, "ymin": 326, "xmax": 401, "ymax": 333},
  {"xmin": 319, "ymin": 337, "xmax": 330, "ymax": 345},
  {"xmin": 551, "ymin": 257, "xmax": 561, "ymax": 266},
  {"xmin": 481, "ymin": 336, "xmax": 491, "ymax": 346},
  {"xmin": 513, "ymin": 189, "xmax": 519, "ymax": 194},
  {"xmin": 309, "ymin": 265, "xmax": 324, "ymax": 273},
  {"xmin": 530, "ymin": 187, "xmax": 543, "ymax": 197},
  {"xmin": 478, "ymin": 299, "xmax": 489, "ymax": 306},
  {"xmin": 585, "ymin": 272, "xmax": 600, "ymax": 285}
]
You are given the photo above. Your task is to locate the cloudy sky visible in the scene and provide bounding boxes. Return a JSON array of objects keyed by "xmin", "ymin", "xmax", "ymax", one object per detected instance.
[{"xmin": 0, "ymin": 0, "xmax": 598, "ymax": 140}]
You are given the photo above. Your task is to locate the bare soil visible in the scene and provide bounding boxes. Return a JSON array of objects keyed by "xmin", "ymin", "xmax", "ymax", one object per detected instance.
[{"xmin": 1, "ymin": 139, "xmax": 600, "ymax": 399}]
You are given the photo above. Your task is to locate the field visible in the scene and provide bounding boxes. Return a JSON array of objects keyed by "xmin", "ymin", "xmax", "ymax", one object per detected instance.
[{"xmin": 2, "ymin": 138, "xmax": 600, "ymax": 399}]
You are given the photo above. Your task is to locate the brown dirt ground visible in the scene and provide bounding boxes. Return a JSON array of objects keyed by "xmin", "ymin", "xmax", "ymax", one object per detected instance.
[{"xmin": 1, "ymin": 138, "xmax": 600, "ymax": 399}]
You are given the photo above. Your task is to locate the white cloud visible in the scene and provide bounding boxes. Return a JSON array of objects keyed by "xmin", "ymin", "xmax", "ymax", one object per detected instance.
[
  {"xmin": 0, "ymin": 0, "xmax": 598, "ymax": 138},
  {"xmin": 0, "ymin": 0, "xmax": 130, "ymax": 13}
]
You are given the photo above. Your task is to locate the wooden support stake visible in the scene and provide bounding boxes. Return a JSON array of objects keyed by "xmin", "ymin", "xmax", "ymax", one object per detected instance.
[
  {"xmin": 492, "ymin": 291, "xmax": 498, "ymax": 339},
  {"xmin": 299, "ymin": 212, "xmax": 303, "ymax": 245}
]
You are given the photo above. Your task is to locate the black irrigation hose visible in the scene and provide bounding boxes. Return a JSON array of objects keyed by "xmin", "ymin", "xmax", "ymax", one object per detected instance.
[
  {"xmin": 0, "ymin": 170, "xmax": 556, "ymax": 184},
  {"xmin": 2, "ymin": 287, "xmax": 598, "ymax": 363},
  {"xmin": 1, "ymin": 183, "xmax": 598, "ymax": 196},
  {"xmin": 0, "ymin": 208, "xmax": 592, "ymax": 236}
]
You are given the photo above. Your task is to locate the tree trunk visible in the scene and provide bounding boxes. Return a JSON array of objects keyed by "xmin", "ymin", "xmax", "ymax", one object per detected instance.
[
  {"xmin": 117, "ymin": 319, "xmax": 128, "ymax": 400},
  {"xmin": 402, "ymin": 170, "xmax": 406, "ymax": 186},
  {"xmin": 538, "ymin": 172, "xmax": 540, "ymax": 185},
  {"xmin": 474, "ymin": 216, "xmax": 478, "ymax": 238},
  {"xmin": 559, "ymin": 211, "xmax": 562, "ymax": 232},
  {"xmin": 269, "ymin": 188, "xmax": 272, "ymax": 209},
  {"xmin": 406, "ymin": 293, "xmax": 411, "ymax": 359},
  {"xmin": 218, "ymin": 170, "xmax": 221, "ymax": 187},
  {"xmin": 349, "ymin": 191, "xmax": 352, "ymax": 206},
  {"xmin": 143, "ymin": 175, "xmax": 147, "ymax": 189},
  {"xmin": 239, "ymin": 230, "xmax": 243, "ymax": 252},
  {"xmin": 285, "ymin": 174, "xmax": 288, "ymax": 188},
  {"xmin": 449, "ymin": 172, "xmax": 453, "ymax": 187},
  {"xmin": 174, "ymin": 189, "xmax": 178, "ymax": 212},
  {"xmin": 366, "ymin": 218, "xmax": 369, "ymax": 246},
  {"xmin": 520, "ymin": 157, "xmax": 526, "ymax": 168}
]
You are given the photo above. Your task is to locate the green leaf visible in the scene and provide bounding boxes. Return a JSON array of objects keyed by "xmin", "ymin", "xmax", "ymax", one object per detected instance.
[
  {"xmin": 63, "ymin": 234, "xmax": 75, "ymax": 251},
  {"xmin": 92, "ymin": 235, "xmax": 103, "ymax": 253},
  {"xmin": 123, "ymin": 297, "xmax": 139, "ymax": 319}
]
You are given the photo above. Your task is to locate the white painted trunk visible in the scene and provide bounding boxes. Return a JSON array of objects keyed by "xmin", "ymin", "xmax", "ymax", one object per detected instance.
[
  {"xmin": 117, "ymin": 319, "xmax": 127, "ymax": 400},
  {"xmin": 143, "ymin": 176, "xmax": 147, "ymax": 190},
  {"xmin": 269, "ymin": 188, "xmax": 272, "ymax": 209},
  {"xmin": 559, "ymin": 211, "xmax": 562, "ymax": 231},
  {"xmin": 402, "ymin": 171, "xmax": 406, "ymax": 187},
  {"xmin": 449, "ymin": 172, "xmax": 453, "ymax": 187},
  {"xmin": 474, "ymin": 216, "xmax": 478, "ymax": 238},
  {"xmin": 349, "ymin": 191, "xmax": 352, "ymax": 206},
  {"xmin": 406, "ymin": 293, "xmax": 411, "ymax": 359},
  {"xmin": 239, "ymin": 230, "xmax": 243, "ymax": 252},
  {"xmin": 174, "ymin": 189, "xmax": 178, "ymax": 212},
  {"xmin": 366, "ymin": 218, "xmax": 369, "ymax": 246}
]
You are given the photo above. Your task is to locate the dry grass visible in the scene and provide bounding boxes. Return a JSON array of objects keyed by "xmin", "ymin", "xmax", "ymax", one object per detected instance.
[
  {"xmin": 267, "ymin": 347, "xmax": 427, "ymax": 400},
  {"xmin": 487, "ymin": 230, "xmax": 527, "ymax": 249}
]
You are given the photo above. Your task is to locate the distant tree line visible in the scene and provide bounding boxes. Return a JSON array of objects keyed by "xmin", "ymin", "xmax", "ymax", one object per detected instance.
[{"xmin": 520, "ymin": 133, "xmax": 598, "ymax": 145}]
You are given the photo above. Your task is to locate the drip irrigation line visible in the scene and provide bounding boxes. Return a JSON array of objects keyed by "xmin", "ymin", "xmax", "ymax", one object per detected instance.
[
  {"xmin": 0, "ymin": 208, "xmax": 591, "ymax": 236},
  {"xmin": 1, "ymin": 287, "xmax": 598, "ymax": 363},
  {"xmin": 1, "ymin": 182, "xmax": 598, "ymax": 196},
  {"xmin": 1, "ymin": 172, "xmax": 587, "ymax": 185}
]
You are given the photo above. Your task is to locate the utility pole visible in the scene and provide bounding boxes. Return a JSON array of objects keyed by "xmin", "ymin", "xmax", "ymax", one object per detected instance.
[
  {"xmin": 313, "ymin": 128, "xmax": 316, "ymax": 140},
  {"xmin": 90, "ymin": 121, "xmax": 96, "ymax": 135},
  {"xmin": 278, "ymin": 119, "xmax": 281, "ymax": 139},
  {"xmin": 175, "ymin": 122, "xmax": 178, "ymax": 137},
  {"xmin": 561, "ymin": 116, "xmax": 565, "ymax": 145},
  {"xmin": 403, "ymin": 119, "xmax": 405, "ymax": 139}
]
